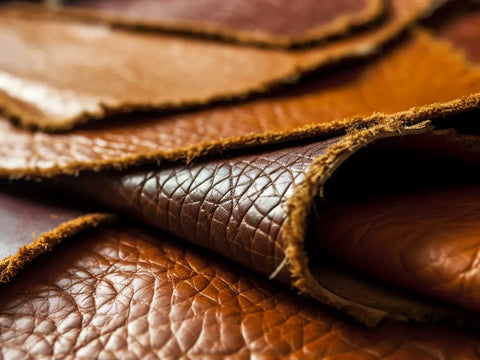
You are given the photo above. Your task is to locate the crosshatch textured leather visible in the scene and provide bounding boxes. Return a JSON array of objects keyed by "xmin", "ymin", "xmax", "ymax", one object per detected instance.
[{"xmin": 3, "ymin": 0, "xmax": 480, "ymax": 358}]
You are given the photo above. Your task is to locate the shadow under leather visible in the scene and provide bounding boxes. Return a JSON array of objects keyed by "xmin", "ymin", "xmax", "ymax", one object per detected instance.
[{"xmin": 306, "ymin": 120, "xmax": 480, "ymax": 323}]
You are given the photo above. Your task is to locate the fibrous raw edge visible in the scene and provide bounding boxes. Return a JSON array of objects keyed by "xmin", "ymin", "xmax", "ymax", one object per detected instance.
[
  {"xmin": 3, "ymin": 94, "xmax": 480, "ymax": 180},
  {"xmin": 0, "ymin": 0, "xmax": 447, "ymax": 131},
  {"xmin": 280, "ymin": 119, "xmax": 480, "ymax": 327},
  {"xmin": 12, "ymin": 0, "xmax": 386, "ymax": 48},
  {"xmin": 2, "ymin": 26, "xmax": 480, "ymax": 178},
  {"xmin": 0, "ymin": 213, "xmax": 115, "ymax": 282}
]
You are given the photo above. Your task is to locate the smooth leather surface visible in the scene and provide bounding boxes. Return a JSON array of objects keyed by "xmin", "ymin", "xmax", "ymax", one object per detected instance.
[
  {"xmin": 0, "ymin": 183, "xmax": 87, "ymax": 259},
  {"xmin": 311, "ymin": 183, "xmax": 480, "ymax": 314},
  {"xmin": 61, "ymin": 0, "xmax": 375, "ymax": 37},
  {"xmin": 2, "ymin": 26, "xmax": 480, "ymax": 176},
  {"xmin": 0, "ymin": 0, "xmax": 440, "ymax": 130},
  {"xmin": 2, "ymin": 223, "xmax": 480, "ymax": 359}
]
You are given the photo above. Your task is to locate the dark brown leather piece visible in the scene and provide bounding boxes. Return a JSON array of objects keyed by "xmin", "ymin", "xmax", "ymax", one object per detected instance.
[
  {"xmin": 47, "ymin": 0, "xmax": 384, "ymax": 47},
  {"xmin": 2, "ymin": 223, "xmax": 480, "ymax": 359},
  {"xmin": 0, "ymin": 0, "xmax": 443, "ymax": 130},
  {"xmin": 2, "ymin": 27, "xmax": 480, "ymax": 177},
  {"xmin": 0, "ymin": 182, "xmax": 113, "ymax": 282}
]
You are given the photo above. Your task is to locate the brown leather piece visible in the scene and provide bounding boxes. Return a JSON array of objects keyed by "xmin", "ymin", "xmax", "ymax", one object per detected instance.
[
  {"xmin": 0, "ymin": 182, "xmax": 113, "ymax": 282},
  {"xmin": 49, "ymin": 125, "xmax": 480, "ymax": 325},
  {"xmin": 436, "ymin": 4, "xmax": 480, "ymax": 62},
  {"xmin": 309, "ymin": 160, "xmax": 480, "ymax": 314},
  {"xmin": 43, "ymin": 0, "xmax": 385, "ymax": 47},
  {"xmin": 2, "ymin": 223, "xmax": 480, "ymax": 359},
  {"xmin": 2, "ymin": 27, "xmax": 480, "ymax": 177},
  {"xmin": 0, "ymin": 0, "xmax": 443, "ymax": 131}
]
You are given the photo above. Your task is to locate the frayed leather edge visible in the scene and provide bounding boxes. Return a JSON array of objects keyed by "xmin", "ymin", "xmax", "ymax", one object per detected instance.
[
  {"xmin": 280, "ymin": 118, "xmax": 480, "ymax": 327},
  {"xmin": 0, "ymin": 0, "xmax": 437, "ymax": 131},
  {"xmin": 3, "ymin": 93, "xmax": 480, "ymax": 180},
  {"xmin": 0, "ymin": 213, "xmax": 116, "ymax": 283}
]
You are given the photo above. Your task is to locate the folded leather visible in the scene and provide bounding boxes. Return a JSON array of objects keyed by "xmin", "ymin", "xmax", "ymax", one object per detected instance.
[
  {"xmin": 35, "ymin": 0, "xmax": 385, "ymax": 47},
  {"xmin": 1, "ymin": 197, "xmax": 480, "ymax": 359},
  {"xmin": 0, "ymin": 0, "xmax": 444, "ymax": 130}
]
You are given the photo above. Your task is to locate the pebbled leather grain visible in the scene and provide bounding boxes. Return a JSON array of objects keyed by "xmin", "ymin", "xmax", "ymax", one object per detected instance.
[
  {"xmin": 0, "ymin": 0, "xmax": 442, "ymax": 130},
  {"xmin": 2, "ymin": 223, "xmax": 480, "ymax": 359}
]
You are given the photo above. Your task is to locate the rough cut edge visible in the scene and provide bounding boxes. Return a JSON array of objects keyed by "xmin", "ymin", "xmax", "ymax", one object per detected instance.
[
  {"xmin": 0, "ymin": 213, "xmax": 116, "ymax": 283},
  {"xmin": 24, "ymin": 0, "xmax": 387, "ymax": 49},
  {"xmin": 3, "ymin": 93, "xmax": 480, "ymax": 180},
  {"xmin": 281, "ymin": 119, "xmax": 480, "ymax": 327},
  {"xmin": 0, "ymin": 0, "xmax": 446, "ymax": 131}
]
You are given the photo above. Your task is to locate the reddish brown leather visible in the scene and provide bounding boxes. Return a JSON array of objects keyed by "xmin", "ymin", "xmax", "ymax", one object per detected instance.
[
  {"xmin": 0, "ymin": 0, "xmax": 442, "ymax": 131},
  {"xmin": 52, "ymin": 0, "xmax": 383, "ymax": 47},
  {"xmin": 0, "ymin": 183, "xmax": 86, "ymax": 260},
  {"xmin": 2, "ymin": 26, "xmax": 480, "ymax": 177},
  {"xmin": 310, "ymin": 183, "xmax": 480, "ymax": 314},
  {"xmin": 56, "ymin": 139, "xmax": 340, "ymax": 283},
  {"xmin": 2, "ymin": 223, "xmax": 480, "ymax": 359}
]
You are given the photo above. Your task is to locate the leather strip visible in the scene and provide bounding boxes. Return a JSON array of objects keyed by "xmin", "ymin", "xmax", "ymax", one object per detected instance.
[
  {"xmin": 33, "ymin": 0, "xmax": 385, "ymax": 48},
  {"xmin": 0, "ymin": 0, "xmax": 445, "ymax": 130}
]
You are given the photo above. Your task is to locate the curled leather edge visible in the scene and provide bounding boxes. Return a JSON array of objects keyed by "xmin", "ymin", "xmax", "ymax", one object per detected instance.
[
  {"xmin": 282, "ymin": 119, "xmax": 480, "ymax": 327},
  {"xmin": 0, "ymin": 213, "xmax": 115, "ymax": 283},
  {"xmin": 26, "ymin": 0, "xmax": 386, "ymax": 49}
]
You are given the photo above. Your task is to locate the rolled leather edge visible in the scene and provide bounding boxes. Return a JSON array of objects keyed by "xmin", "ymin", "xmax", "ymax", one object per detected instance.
[{"xmin": 46, "ymin": 117, "xmax": 480, "ymax": 326}]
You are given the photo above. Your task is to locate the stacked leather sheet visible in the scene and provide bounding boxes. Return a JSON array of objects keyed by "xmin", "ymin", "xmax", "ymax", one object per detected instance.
[{"xmin": 2, "ymin": 0, "xmax": 480, "ymax": 358}]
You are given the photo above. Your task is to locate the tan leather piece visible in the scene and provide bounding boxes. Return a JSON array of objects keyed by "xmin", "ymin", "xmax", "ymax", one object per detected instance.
[
  {"xmin": 0, "ymin": 182, "xmax": 113, "ymax": 282},
  {"xmin": 0, "ymin": 0, "xmax": 443, "ymax": 131},
  {"xmin": 38, "ymin": 0, "xmax": 385, "ymax": 47},
  {"xmin": 2, "ymin": 223, "xmax": 480, "ymax": 359},
  {"xmin": 2, "ymin": 28, "xmax": 480, "ymax": 177}
]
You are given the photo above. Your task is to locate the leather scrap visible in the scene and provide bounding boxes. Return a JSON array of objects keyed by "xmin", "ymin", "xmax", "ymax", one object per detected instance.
[
  {"xmin": 1, "ymin": 28, "xmax": 480, "ymax": 177},
  {"xmin": 0, "ymin": 182, "xmax": 114, "ymax": 282},
  {"xmin": 32, "ymin": 0, "xmax": 386, "ymax": 48},
  {"xmin": 0, "ymin": 0, "xmax": 445, "ymax": 131},
  {"xmin": 2, "ymin": 222, "xmax": 480, "ymax": 359},
  {"xmin": 47, "ymin": 121, "xmax": 480, "ymax": 326}
]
